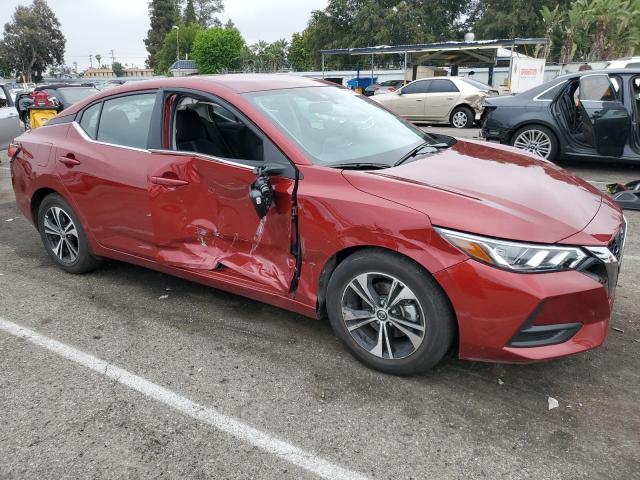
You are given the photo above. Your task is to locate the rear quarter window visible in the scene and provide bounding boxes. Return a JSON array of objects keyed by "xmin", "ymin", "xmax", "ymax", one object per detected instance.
[
  {"xmin": 79, "ymin": 103, "xmax": 102, "ymax": 139},
  {"xmin": 96, "ymin": 93, "xmax": 156, "ymax": 149}
]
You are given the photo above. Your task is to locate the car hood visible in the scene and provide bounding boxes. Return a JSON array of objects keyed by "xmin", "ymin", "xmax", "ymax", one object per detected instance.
[{"xmin": 342, "ymin": 139, "xmax": 608, "ymax": 244}]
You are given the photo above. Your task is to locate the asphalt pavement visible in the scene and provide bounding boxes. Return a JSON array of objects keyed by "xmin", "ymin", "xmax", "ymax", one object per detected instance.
[{"xmin": 1, "ymin": 142, "xmax": 639, "ymax": 479}]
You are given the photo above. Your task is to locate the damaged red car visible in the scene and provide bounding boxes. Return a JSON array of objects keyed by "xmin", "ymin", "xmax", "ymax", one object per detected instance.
[{"xmin": 8, "ymin": 75, "xmax": 627, "ymax": 375}]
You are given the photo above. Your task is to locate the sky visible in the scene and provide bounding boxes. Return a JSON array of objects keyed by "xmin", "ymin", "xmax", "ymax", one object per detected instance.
[{"xmin": 0, "ymin": 0, "xmax": 328, "ymax": 70}]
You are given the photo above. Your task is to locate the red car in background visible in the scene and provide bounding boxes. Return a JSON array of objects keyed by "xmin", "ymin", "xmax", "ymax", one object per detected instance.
[{"xmin": 8, "ymin": 75, "xmax": 626, "ymax": 375}]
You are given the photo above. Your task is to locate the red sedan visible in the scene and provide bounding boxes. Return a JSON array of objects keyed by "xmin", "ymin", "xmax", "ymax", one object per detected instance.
[{"xmin": 7, "ymin": 75, "xmax": 626, "ymax": 375}]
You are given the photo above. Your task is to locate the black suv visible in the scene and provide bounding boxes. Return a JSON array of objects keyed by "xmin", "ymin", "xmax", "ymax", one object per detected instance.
[{"xmin": 481, "ymin": 69, "xmax": 638, "ymax": 163}]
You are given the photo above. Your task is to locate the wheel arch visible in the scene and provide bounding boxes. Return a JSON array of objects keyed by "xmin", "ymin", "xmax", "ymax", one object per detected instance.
[
  {"xmin": 30, "ymin": 187, "xmax": 59, "ymax": 229},
  {"xmin": 507, "ymin": 121, "xmax": 560, "ymax": 146},
  {"xmin": 315, "ymin": 245, "xmax": 459, "ymax": 349}
]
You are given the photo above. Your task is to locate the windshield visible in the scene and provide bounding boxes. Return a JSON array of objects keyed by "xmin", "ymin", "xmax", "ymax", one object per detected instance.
[
  {"xmin": 461, "ymin": 78, "xmax": 492, "ymax": 90},
  {"xmin": 244, "ymin": 86, "xmax": 437, "ymax": 166},
  {"xmin": 57, "ymin": 87, "xmax": 99, "ymax": 105}
]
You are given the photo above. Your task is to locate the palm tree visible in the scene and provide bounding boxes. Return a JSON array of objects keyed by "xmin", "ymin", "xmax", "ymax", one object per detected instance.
[{"xmin": 95, "ymin": 54, "xmax": 102, "ymax": 68}]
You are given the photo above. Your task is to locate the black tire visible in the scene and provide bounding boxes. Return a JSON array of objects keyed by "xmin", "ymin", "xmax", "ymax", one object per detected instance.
[
  {"xmin": 326, "ymin": 249, "xmax": 455, "ymax": 375},
  {"xmin": 510, "ymin": 125, "xmax": 559, "ymax": 162},
  {"xmin": 37, "ymin": 193, "xmax": 102, "ymax": 274},
  {"xmin": 450, "ymin": 106, "xmax": 474, "ymax": 129}
]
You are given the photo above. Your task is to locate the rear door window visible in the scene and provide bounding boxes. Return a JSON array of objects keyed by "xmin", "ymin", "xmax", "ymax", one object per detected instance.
[
  {"xmin": 580, "ymin": 75, "xmax": 618, "ymax": 101},
  {"xmin": 427, "ymin": 79, "xmax": 459, "ymax": 93},
  {"xmin": 97, "ymin": 93, "xmax": 156, "ymax": 149}
]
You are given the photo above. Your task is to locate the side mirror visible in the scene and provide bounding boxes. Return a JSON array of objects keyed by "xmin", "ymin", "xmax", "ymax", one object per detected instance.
[{"xmin": 249, "ymin": 164, "xmax": 284, "ymax": 218}]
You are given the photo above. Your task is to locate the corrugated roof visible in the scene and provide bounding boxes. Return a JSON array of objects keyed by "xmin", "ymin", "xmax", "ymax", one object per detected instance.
[{"xmin": 320, "ymin": 38, "xmax": 547, "ymax": 56}]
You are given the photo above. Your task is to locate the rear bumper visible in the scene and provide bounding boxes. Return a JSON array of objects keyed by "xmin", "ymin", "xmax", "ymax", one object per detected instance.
[{"xmin": 434, "ymin": 260, "xmax": 613, "ymax": 363}]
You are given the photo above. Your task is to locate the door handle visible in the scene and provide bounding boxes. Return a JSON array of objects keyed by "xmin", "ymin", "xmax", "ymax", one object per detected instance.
[
  {"xmin": 150, "ymin": 175, "xmax": 189, "ymax": 187},
  {"xmin": 58, "ymin": 154, "xmax": 80, "ymax": 167},
  {"xmin": 415, "ymin": 99, "xmax": 423, "ymax": 102},
  {"xmin": 447, "ymin": 97, "xmax": 454, "ymax": 100}
]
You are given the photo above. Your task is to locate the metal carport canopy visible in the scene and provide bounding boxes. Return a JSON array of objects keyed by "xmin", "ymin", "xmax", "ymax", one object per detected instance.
[
  {"xmin": 320, "ymin": 38, "xmax": 546, "ymax": 62},
  {"xmin": 319, "ymin": 38, "xmax": 547, "ymax": 85}
]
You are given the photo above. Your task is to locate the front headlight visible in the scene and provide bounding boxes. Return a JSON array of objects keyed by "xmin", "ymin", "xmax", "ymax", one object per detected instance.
[{"xmin": 435, "ymin": 227, "xmax": 587, "ymax": 272}]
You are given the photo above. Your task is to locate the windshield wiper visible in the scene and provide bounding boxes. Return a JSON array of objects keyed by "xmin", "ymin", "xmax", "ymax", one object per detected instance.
[
  {"xmin": 328, "ymin": 162, "xmax": 390, "ymax": 170},
  {"xmin": 394, "ymin": 142, "xmax": 450, "ymax": 167}
]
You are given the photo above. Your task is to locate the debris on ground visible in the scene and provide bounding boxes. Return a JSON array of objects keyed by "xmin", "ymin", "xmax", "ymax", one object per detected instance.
[
  {"xmin": 158, "ymin": 294, "xmax": 169, "ymax": 300},
  {"xmin": 497, "ymin": 378, "xmax": 504, "ymax": 385},
  {"xmin": 612, "ymin": 327, "xmax": 625, "ymax": 333},
  {"xmin": 548, "ymin": 397, "xmax": 559, "ymax": 410}
]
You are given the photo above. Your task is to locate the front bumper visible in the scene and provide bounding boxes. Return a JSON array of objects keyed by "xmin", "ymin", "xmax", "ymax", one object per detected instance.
[{"xmin": 434, "ymin": 222, "xmax": 626, "ymax": 363}]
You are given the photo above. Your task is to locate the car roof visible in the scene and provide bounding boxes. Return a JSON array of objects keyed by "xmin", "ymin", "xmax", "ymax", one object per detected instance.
[
  {"xmin": 60, "ymin": 74, "xmax": 332, "ymax": 116},
  {"xmin": 35, "ymin": 83, "xmax": 94, "ymax": 91},
  {"xmin": 556, "ymin": 68, "xmax": 640, "ymax": 80}
]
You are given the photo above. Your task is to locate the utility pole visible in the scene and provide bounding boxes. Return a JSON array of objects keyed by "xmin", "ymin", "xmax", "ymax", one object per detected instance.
[
  {"xmin": 89, "ymin": 54, "xmax": 93, "ymax": 68},
  {"xmin": 109, "ymin": 49, "xmax": 116, "ymax": 64}
]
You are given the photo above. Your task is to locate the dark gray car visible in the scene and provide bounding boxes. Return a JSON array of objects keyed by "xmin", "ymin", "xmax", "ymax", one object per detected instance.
[{"xmin": 481, "ymin": 69, "xmax": 640, "ymax": 163}]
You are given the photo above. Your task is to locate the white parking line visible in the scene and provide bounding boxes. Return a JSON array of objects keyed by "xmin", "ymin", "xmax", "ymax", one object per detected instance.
[{"xmin": 0, "ymin": 317, "xmax": 370, "ymax": 480}]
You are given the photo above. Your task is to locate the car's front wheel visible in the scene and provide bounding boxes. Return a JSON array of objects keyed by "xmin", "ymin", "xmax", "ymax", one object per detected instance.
[
  {"xmin": 510, "ymin": 125, "xmax": 558, "ymax": 161},
  {"xmin": 37, "ymin": 194, "xmax": 102, "ymax": 274},
  {"xmin": 326, "ymin": 249, "xmax": 455, "ymax": 375}
]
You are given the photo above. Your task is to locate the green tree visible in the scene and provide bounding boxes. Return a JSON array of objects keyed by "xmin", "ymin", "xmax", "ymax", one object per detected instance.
[
  {"xmin": 265, "ymin": 39, "xmax": 289, "ymax": 71},
  {"xmin": 191, "ymin": 26, "xmax": 245, "ymax": 73},
  {"xmin": 144, "ymin": 0, "xmax": 181, "ymax": 69},
  {"xmin": 194, "ymin": 0, "xmax": 224, "ymax": 27},
  {"xmin": 156, "ymin": 23, "xmax": 203, "ymax": 73},
  {"xmin": 0, "ymin": 0, "xmax": 65, "ymax": 82},
  {"xmin": 288, "ymin": 31, "xmax": 314, "ymax": 71},
  {"xmin": 183, "ymin": 0, "xmax": 197, "ymax": 24},
  {"xmin": 112, "ymin": 61, "xmax": 125, "ymax": 77},
  {"xmin": 469, "ymin": 0, "xmax": 572, "ymax": 39},
  {"xmin": 300, "ymin": 0, "xmax": 472, "ymax": 69}
]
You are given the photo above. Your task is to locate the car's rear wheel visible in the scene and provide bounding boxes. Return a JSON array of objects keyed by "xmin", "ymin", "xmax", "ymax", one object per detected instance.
[
  {"xmin": 37, "ymin": 194, "xmax": 102, "ymax": 274},
  {"xmin": 450, "ymin": 106, "xmax": 474, "ymax": 129},
  {"xmin": 326, "ymin": 249, "xmax": 455, "ymax": 375},
  {"xmin": 510, "ymin": 125, "xmax": 558, "ymax": 161}
]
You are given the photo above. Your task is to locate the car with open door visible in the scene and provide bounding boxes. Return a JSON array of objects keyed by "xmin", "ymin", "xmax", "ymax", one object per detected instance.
[
  {"xmin": 481, "ymin": 69, "xmax": 638, "ymax": 162},
  {"xmin": 8, "ymin": 75, "xmax": 626, "ymax": 375}
]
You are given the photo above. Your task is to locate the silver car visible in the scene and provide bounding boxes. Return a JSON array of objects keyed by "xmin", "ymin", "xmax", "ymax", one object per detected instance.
[
  {"xmin": 0, "ymin": 84, "xmax": 23, "ymax": 150},
  {"xmin": 372, "ymin": 76, "xmax": 498, "ymax": 128}
]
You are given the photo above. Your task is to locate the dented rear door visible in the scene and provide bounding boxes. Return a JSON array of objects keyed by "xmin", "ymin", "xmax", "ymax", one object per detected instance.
[{"xmin": 148, "ymin": 151, "xmax": 296, "ymax": 293}]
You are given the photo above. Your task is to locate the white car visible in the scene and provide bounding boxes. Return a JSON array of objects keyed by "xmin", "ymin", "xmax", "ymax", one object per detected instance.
[
  {"xmin": 0, "ymin": 84, "xmax": 23, "ymax": 150},
  {"xmin": 372, "ymin": 76, "xmax": 498, "ymax": 128},
  {"xmin": 606, "ymin": 57, "xmax": 640, "ymax": 69}
]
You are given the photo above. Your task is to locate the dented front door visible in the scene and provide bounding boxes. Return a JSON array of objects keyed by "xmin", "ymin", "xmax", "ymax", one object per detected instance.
[{"xmin": 148, "ymin": 151, "xmax": 296, "ymax": 293}]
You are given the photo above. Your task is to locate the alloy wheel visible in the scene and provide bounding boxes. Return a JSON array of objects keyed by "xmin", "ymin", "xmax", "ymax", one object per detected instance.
[
  {"xmin": 43, "ymin": 206, "xmax": 79, "ymax": 263},
  {"xmin": 513, "ymin": 129, "xmax": 552, "ymax": 158},
  {"xmin": 451, "ymin": 111, "xmax": 469, "ymax": 128},
  {"xmin": 340, "ymin": 272, "xmax": 426, "ymax": 360}
]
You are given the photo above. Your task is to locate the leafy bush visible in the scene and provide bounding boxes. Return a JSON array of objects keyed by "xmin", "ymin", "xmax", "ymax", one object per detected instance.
[{"xmin": 192, "ymin": 27, "xmax": 244, "ymax": 74}]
